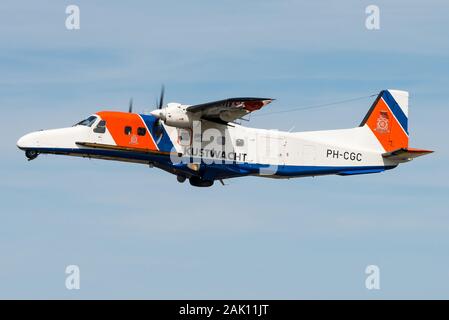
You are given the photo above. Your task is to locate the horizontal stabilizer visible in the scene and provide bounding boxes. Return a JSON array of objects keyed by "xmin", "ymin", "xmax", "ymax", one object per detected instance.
[{"xmin": 382, "ymin": 147, "xmax": 433, "ymax": 162}]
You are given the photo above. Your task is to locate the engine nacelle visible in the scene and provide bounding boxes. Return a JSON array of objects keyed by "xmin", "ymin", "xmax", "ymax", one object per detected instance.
[
  {"xmin": 150, "ymin": 103, "xmax": 195, "ymax": 128},
  {"xmin": 164, "ymin": 108, "xmax": 192, "ymax": 128}
]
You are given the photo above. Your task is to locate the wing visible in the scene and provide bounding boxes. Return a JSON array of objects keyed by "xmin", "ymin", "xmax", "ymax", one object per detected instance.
[{"xmin": 186, "ymin": 97, "xmax": 274, "ymax": 124}]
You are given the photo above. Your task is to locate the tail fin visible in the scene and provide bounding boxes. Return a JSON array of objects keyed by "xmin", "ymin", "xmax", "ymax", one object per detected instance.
[{"xmin": 360, "ymin": 89, "xmax": 409, "ymax": 152}]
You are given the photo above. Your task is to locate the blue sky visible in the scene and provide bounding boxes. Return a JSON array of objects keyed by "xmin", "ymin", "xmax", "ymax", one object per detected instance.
[{"xmin": 0, "ymin": 0, "xmax": 448, "ymax": 299}]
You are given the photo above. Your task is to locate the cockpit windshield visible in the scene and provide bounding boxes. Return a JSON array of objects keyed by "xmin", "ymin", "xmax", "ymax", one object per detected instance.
[{"xmin": 74, "ymin": 115, "xmax": 97, "ymax": 127}]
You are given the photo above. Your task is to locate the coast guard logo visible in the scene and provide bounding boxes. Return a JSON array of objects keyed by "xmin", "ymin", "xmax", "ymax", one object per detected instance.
[
  {"xmin": 376, "ymin": 111, "xmax": 390, "ymax": 133},
  {"xmin": 130, "ymin": 135, "xmax": 138, "ymax": 144}
]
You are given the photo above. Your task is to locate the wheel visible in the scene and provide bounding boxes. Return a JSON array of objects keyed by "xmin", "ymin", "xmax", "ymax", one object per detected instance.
[
  {"xmin": 25, "ymin": 150, "xmax": 38, "ymax": 161},
  {"xmin": 177, "ymin": 175, "xmax": 187, "ymax": 183},
  {"xmin": 189, "ymin": 177, "xmax": 214, "ymax": 187}
]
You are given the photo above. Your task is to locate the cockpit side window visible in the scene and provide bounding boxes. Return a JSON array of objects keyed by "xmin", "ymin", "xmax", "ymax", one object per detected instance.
[
  {"xmin": 93, "ymin": 120, "xmax": 106, "ymax": 134},
  {"xmin": 75, "ymin": 116, "xmax": 98, "ymax": 127}
]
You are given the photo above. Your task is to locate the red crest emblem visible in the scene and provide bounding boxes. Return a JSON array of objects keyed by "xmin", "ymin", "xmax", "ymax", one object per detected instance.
[{"xmin": 376, "ymin": 111, "xmax": 390, "ymax": 133}]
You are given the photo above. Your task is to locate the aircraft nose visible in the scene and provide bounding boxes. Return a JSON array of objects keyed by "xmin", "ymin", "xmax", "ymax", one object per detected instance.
[
  {"xmin": 17, "ymin": 134, "xmax": 27, "ymax": 149},
  {"xmin": 17, "ymin": 132, "xmax": 39, "ymax": 149}
]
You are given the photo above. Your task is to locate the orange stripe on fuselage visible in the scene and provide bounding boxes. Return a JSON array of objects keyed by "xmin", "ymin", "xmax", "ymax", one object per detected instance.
[
  {"xmin": 96, "ymin": 111, "xmax": 158, "ymax": 150},
  {"xmin": 366, "ymin": 98, "xmax": 408, "ymax": 152}
]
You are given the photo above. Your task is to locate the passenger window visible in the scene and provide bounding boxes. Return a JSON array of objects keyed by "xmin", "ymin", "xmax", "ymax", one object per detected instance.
[
  {"xmin": 236, "ymin": 138, "xmax": 244, "ymax": 147},
  {"xmin": 124, "ymin": 126, "xmax": 132, "ymax": 135},
  {"xmin": 93, "ymin": 120, "xmax": 106, "ymax": 134},
  {"xmin": 137, "ymin": 127, "xmax": 146, "ymax": 136}
]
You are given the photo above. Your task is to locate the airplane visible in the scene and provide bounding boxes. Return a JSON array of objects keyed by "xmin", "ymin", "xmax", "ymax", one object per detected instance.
[{"xmin": 17, "ymin": 89, "xmax": 433, "ymax": 187}]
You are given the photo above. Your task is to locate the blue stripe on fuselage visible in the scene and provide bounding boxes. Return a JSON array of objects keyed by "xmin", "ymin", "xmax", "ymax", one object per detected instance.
[
  {"xmin": 139, "ymin": 114, "xmax": 174, "ymax": 152},
  {"xmin": 24, "ymin": 146, "xmax": 396, "ymax": 180}
]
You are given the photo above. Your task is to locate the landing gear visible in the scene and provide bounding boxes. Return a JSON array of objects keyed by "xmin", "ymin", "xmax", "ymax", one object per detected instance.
[
  {"xmin": 177, "ymin": 175, "xmax": 187, "ymax": 183},
  {"xmin": 25, "ymin": 150, "xmax": 38, "ymax": 161},
  {"xmin": 189, "ymin": 176, "xmax": 214, "ymax": 187}
]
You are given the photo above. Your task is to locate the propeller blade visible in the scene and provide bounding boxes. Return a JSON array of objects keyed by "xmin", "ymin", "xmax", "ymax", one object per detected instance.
[
  {"xmin": 128, "ymin": 98, "xmax": 133, "ymax": 113},
  {"xmin": 158, "ymin": 85, "xmax": 165, "ymax": 109}
]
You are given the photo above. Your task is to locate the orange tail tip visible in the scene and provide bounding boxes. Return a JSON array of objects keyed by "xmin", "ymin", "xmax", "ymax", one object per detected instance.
[{"xmin": 360, "ymin": 90, "xmax": 409, "ymax": 152}]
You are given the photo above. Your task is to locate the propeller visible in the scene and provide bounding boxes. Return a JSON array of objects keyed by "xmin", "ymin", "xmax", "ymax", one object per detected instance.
[
  {"xmin": 127, "ymin": 85, "xmax": 163, "ymax": 114},
  {"xmin": 128, "ymin": 98, "xmax": 133, "ymax": 113},
  {"xmin": 151, "ymin": 85, "xmax": 167, "ymax": 121},
  {"xmin": 157, "ymin": 85, "xmax": 165, "ymax": 109}
]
